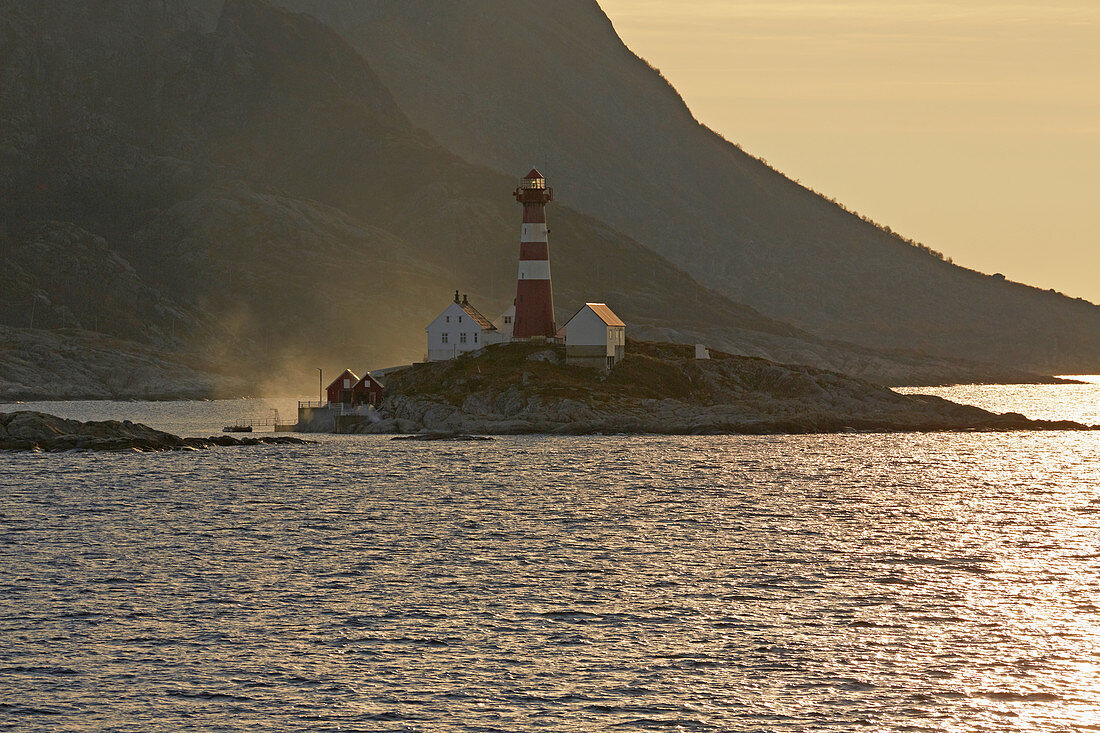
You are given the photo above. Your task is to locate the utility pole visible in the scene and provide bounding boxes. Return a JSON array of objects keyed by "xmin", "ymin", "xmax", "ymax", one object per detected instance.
[{"xmin": 317, "ymin": 368, "xmax": 323, "ymax": 404}]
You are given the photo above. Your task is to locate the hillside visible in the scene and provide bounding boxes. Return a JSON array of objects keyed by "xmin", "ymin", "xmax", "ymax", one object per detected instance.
[
  {"xmin": 272, "ymin": 0, "xmax": 1100, "ymax": 373},
  {"xmin": 0, "ymin": 0, "xmax": 1059, "ymax": 399},
  {"xmin": 370, "ymin": 341, "xmax": 1095, "ymax": 435},
  {"xmin": 0, "ymin": 326, "xmax": 247, "ymax": 401}
]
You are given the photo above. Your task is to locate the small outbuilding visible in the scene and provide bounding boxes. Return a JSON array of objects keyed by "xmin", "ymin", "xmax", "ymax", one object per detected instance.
[
  {"xmin": 493, "ymin": 304, "xmax": 516, "ymax": 340},
  {"xmin": 352, "ymin": 373, "xmax": 385, "ymax": 406},
  {"xmin": 326, "ymin": 369, "xmax": 360, "ymax": 405},
  {"xmin": 563, "ymin": 302, "xmax": 626, "ymax": 370},
  {"xmin": 426, "ymin": 291, "xmax": 499, "ymax": 361}
]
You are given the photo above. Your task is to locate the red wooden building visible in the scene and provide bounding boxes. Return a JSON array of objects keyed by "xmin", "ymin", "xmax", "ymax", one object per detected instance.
[
  {"xmin": 352, "ymin": 373, "xmax": 385, "ymax": 406},
  {"xmin": 326, "ymin": 369, "xmax": 385, "ymax": 406},
  {"xmin": 326, "ymin": 369, "xmax": 360, "ymax": 405}
]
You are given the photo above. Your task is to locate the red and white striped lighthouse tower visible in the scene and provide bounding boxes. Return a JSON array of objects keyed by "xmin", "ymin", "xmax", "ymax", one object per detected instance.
[{"xmin": 512, "ymin": 169, "xmax": 556, "ymax": 339}]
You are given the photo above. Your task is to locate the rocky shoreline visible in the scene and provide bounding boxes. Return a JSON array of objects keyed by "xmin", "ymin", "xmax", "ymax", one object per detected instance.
[
  {"xmin": 367, "ymin": 396, "xmax": 1092, "ymax": 436},
  {"xmin": 346, "ymin": 342, "xmax": 1097, "ymax": 436},
  {"xmin": 0, "ymin": 412, "xmax": 311, "ymax": 452}
]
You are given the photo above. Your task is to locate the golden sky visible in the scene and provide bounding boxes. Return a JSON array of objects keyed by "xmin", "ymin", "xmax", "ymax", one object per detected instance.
[{"xmin": 599, "ymin": 0, "xmax": 1100, "ymax": 303}]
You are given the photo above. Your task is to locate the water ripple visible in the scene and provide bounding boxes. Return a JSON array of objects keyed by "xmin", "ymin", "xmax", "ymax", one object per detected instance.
[{"xmin": 1, "ymin": 405, "xmax": 1099, "ymax": 731}]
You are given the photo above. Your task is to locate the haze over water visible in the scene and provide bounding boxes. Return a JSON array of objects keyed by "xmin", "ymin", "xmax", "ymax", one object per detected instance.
[{"xmin": 1, "ymin": 382, "xmax": 1098, "ymax": 731}]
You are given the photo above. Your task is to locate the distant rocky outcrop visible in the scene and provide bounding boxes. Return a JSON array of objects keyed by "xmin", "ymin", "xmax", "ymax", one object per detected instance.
[
  {"xmin": 0, "ymin": 411, "xmax": 310, "ymax": 451},
  {"xmin": 0, "ymin": 327, "xmax": 246, "ymax": 401},
  {"xmin": 362, "ymin": 342, "xmax": 1095, "ymax": 436}
]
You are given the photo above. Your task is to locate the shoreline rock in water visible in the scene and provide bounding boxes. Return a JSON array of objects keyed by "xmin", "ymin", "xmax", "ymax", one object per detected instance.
[
  {"xmin": 0, "ymin": 412, "xmax": 312, "ymax": 452},
  {"xmin": 391, "ymin": 433, "xmax": 494, "ymax": 442},
  {"xmin": 362, "ymin": 341, "xmax": 1098, "ymax": 436}
]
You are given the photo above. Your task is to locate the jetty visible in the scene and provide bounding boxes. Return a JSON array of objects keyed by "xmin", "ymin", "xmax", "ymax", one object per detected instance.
[{"xmin": 223, "ymin": 410, "xmax": 297, "ymax": 433}]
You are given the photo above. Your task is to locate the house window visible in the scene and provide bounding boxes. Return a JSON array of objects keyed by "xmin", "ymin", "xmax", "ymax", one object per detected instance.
[
  {"xmin": 474, "ymin": 332, "xmax": 478, "ymax": 343},
  {"xmin": 344, "ymin": 379, "xmax": 351, "ymax": 388},
  {"xmin": 458, "ymin": 316, "xmax": 463, "ymax": 323},
  {"xmin": 504, "ymin": 316, "xmax": 511, "ymax": 324},
  {"xmin": 460, "ymin": 333, "xmax": 468, "ymax": 344},
  {"xmin": 442, "ymin": 333, "xmax": 449, "ymax": 344},
  {"xmin": 446, "ymin": 316, "xmax": 450, "ymax": 323}
]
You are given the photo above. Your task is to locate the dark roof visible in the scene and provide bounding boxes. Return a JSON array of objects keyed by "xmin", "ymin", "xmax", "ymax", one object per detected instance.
[
  {"xmin": 326, "ymin": 369, "xmax": 360, "ymax": 391},
  {"xmin": 567, "ymin": 302, "xmax": 625, "ymax": 328},
  {"xmin": 460, "ymin": 302, "xmax": 497, "ymax": 331},
  {"xmin": 524, "ymin": 168, "xmax": 544, "ymax": 179}
]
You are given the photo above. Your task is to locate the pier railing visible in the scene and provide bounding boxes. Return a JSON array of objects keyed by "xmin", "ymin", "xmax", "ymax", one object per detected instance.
[
  {"xmin": 224, "ymin": 410, "xmax": 294, "ymax": 432},
  {"xmin": 298, "ymin": 401, "xmax": 376, "ymax": 417}
]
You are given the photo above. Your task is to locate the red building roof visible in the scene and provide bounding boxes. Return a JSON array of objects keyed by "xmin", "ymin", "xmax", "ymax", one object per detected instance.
[
  {"xmin": 353, "ymin": 373, "xmax": 384, "ymax": 390},
  {"xmin": 567, "ymin": 302, "xmax": 625, "ymax": 328},
  {"xmin": 326, "ymin": 369, "xmax": 359, "ymax": 392}
]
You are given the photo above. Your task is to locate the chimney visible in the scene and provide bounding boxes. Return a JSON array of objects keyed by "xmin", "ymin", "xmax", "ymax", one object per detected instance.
[
  {"xmin": 462, "ymin": 294, "xmax": 469, "ymax": 305},
  {"xmin": 454, "ymin": 290, "xmax": 460, "ymax": 303}
]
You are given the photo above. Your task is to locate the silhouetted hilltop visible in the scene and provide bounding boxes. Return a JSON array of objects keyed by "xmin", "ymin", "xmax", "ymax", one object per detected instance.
[{"xmin": 272, "ymin": 0, "xmax": 1100, "ymax": 373}]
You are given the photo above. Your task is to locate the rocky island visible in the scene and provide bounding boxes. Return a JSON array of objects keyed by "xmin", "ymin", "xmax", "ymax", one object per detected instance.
[
  {"xmin": 353, "ymin": 341, "xmax": 1095, "ymax": 436},
  {"xmin": 0, "ymin": 412, "xmax": 311, "ymax": 452}
]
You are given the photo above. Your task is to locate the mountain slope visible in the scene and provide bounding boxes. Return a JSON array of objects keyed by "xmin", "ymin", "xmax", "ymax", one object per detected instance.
[
  {"xmin": 271, "ymin": 0, "xmax": 1100, "ymax": 373},
  {"xmin": 0, "ymin": 0, "xmax": 1069, "ymax": 397}
]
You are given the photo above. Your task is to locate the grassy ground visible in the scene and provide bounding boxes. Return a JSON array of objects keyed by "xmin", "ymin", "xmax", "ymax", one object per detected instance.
[{"xmin": 382, "ymin": 339, "xmax": 877, "ymax": 407}]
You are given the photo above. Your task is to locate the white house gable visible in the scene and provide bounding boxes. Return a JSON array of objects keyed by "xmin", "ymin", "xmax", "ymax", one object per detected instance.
[{"xmin": 426, "ymin": 294, "xmax": 499, "ymax": 362}]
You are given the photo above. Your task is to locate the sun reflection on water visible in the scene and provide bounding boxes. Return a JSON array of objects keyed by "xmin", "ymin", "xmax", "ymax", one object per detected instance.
[{"xmin": 1, "ymin": 384, "xmax": 1098, "ymax": 730}]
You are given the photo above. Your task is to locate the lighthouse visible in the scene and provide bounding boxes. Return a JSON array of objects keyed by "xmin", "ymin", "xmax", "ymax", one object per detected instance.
[{"xmin": 512, "ymin": 169, "xmax": 556, "ymax": 339}]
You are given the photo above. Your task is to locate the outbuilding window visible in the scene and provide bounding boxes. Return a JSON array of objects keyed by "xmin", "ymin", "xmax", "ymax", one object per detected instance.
[
  {"xmin": 442, "ymin": 333, "xmax": 449, "ymax": 344},
  {"xmin": 460, "ymin": 333, "xmax": 468, "ymax": 344},
  {"xmin": 474, "ymin": 333, "xmax": 478, "ymax": 343}
]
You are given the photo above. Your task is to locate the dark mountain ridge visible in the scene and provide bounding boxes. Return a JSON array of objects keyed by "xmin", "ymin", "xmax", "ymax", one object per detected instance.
[
  {"xmin": 269, "ymin": 0, "xmax": 1100, "ymax": 374},
  {"xmin": 0, "ymin": 0, "xmax": 1078, "ymax": 397}
]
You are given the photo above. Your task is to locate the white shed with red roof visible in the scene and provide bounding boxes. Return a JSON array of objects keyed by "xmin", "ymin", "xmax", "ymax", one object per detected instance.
[{"xmin": 563, "ymin": 303, "xmax": 626, "ymax": 370}]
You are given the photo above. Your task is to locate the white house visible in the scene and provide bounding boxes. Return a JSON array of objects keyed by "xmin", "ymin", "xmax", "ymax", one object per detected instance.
[
  {"xmin": 492, "ymin": 304, "xmax": 516, "ymax": 340},
  {"xmin": 563, "ymin": 302, "xmax": 626, "ymax": 370},
  {"xmin": 426, "ymin": 292, "xmax": 498, "ymax": 362}
]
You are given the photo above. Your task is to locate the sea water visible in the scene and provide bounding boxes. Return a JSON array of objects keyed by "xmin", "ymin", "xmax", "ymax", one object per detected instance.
[{"xmin": 1, "ymin": 381, "xmax": 1097, "ymax": 731}]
